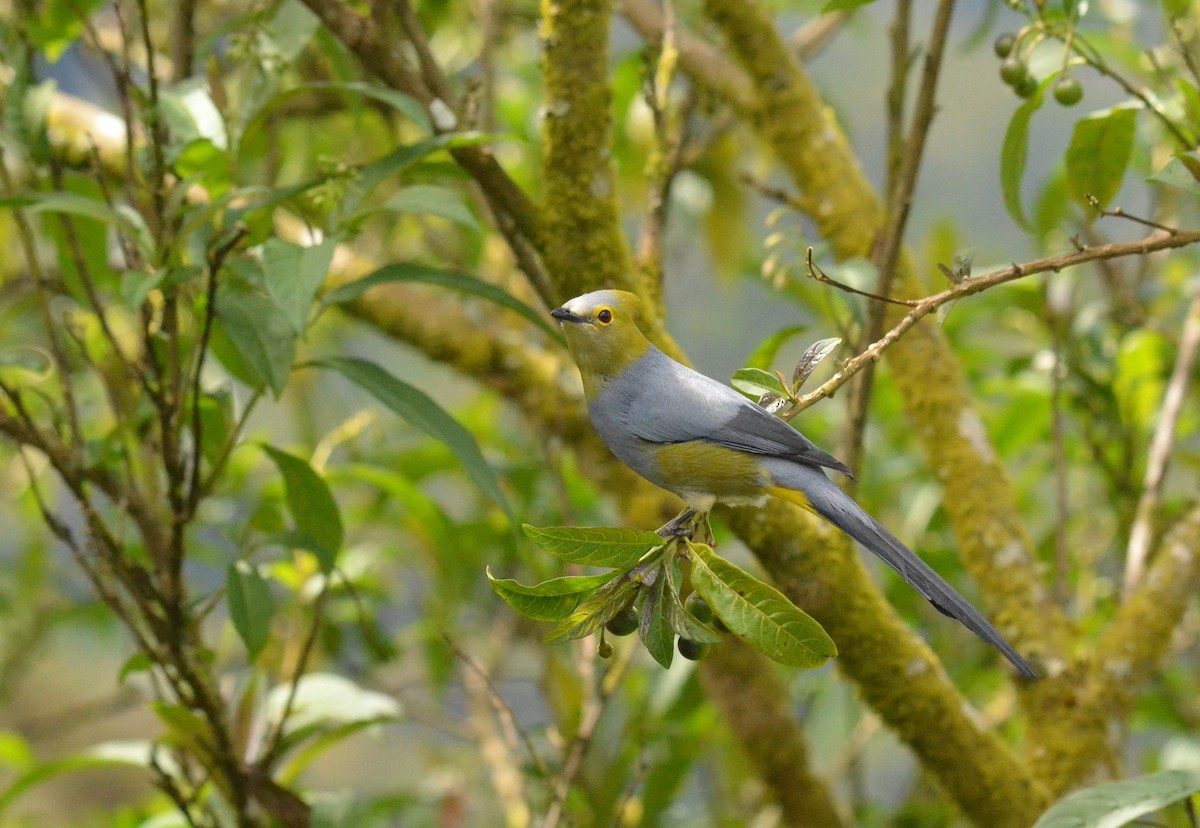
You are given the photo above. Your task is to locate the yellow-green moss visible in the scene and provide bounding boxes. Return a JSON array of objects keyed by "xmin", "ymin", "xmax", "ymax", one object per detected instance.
[{"xmin": 539, "ymin": 0, "xmax": 637, "ymax": 302}]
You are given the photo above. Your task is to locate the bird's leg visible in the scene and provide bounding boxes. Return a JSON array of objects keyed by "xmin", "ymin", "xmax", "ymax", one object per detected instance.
[{"xmin": 657, "ymin": 507, "xmax": 697, "ymax": 538}]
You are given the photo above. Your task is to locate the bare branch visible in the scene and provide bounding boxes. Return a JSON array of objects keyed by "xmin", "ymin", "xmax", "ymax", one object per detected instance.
[
  {"xmin": 790, "ymin": 228, "xmax": 1200, "ymax": 414},
  {"xmin": 1124, "ymin": 290, "xmax": 1200, "ymax": 592}
]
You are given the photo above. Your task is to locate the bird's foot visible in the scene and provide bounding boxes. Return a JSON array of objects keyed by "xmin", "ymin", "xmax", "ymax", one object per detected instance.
[
  {"xmin": 657, "ymin": 508, "xmax": 697, "ymax": 539},
  {"xmin": 656, "ymin": 508, "xmax": 715, "ymax": 545}
]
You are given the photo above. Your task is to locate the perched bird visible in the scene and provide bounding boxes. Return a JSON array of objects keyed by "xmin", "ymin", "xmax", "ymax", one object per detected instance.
[{"xmin": 551, "ymin": 289, "xmax": 1035, "ymax": 679}]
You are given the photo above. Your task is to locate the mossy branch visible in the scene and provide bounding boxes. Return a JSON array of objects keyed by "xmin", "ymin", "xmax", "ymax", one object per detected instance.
[
  {"xmin": 725, "ymin": 502, "xmax": 1047, "ymax": 826},
  {"xmin": 538, "ymin": 0, "xmax": 638, "ymax": 303},
  {"xmin": 699, "ymin": 643, "xmax": 848, "ymax": 828}
]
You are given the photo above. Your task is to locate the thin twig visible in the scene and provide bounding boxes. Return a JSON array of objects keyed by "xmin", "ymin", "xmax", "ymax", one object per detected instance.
[
  {"xmin": 187, "ymin": 226, "xmax": 247, "ymax": 512},
  {"xmin": 1086, "ymin": 194, "xmax": 1180, "ymax": 235},
  {"xmin": 1072, "ymin": 32, "xmax": 1195, "ymax": 151},
  {"xmin": 787, "ymin": 227, "xmax": 1200, "ymax": 415},
  {"xmin": 445, "ymin": 634, "xmax": 551, "ymax": 779},
  {"xmin": 541, "ymin": 640, "xmax": 633, "ymax": 828},
  {"xmin": 1123, "ymin": 289, "xmax": 1200, "ymax": 593},
  {"xmin": 1046, "ymin": 279, "xmax": 1072, "ymax": 604},
  {"xmin": 791, "ymin": 10, "xmax": 850, "ymax": 61},
  {"xmin": 805, "ymin": 249, "xmax": 917, "ymax": 307},
  {"xmin": 842, "ymin": 0, "xmax": 955, "ymax": 483},
  {"xmin": 259, "ymin": 581, "xmax": 332, "ymax": 769}
]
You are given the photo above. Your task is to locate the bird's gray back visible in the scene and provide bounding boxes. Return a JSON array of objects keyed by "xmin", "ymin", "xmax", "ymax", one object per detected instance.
[{"xmin": 590, "ymin": 347, "xmax": 851, "ymax": 476}]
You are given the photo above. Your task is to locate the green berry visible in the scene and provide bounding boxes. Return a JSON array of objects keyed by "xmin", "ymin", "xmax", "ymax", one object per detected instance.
[
  {"xmin": 1053, "ymin": 76, "xmax": 1083, "ymax": 106},
  {"xmin": 605, "ymin": 607, "xmax": 638, "ymax": 637},
  {"xmin": 993, "ymin": 33, "xmax": 1016, "ymax": 58},
  {"xmin": 1014, "ymin": 74, "xmax": 1038, "ymax": 99},
  {"xmin": 684, "ymin": 593, "xmax": 714, "ymax": 625},
  {"xmin": 598, "ymin": 638, "xmax": 614, "ymax": 659},
  {"xmin": 1000, "ymin": 57, "xmax": 1027, "ymax": 87},
  {"xmin": 677, "ymin": 638, "xmax": 710, "ymax": 661}
]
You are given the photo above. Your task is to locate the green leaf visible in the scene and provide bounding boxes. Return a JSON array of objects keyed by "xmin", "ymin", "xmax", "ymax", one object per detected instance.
[
  {"xmin": 262, "ymin": 0, "xmax": 321, "ymax": 63},
  {"xmin": 522, "ymin": 525, "xmax": 661, "ymax": 569},
  {"xmin": 261, "ymin": 237, "xmax": 338, "ymax": 335},
  {"xmin": 314, "ymin": 357, "xmax": 513, "ymax": 523},
  {"xmin": 0, "ymin": 741, "xmax": 171, "ymax": 817},
  {"xmin": 214, "ymin": 289, "xmax": 296, "ymax": 396},
  {"xmin": 730, "ymin": 368, "xmax": 788, "ymax": 399},
  {"xmin": 663, "ymin": 560, "xmax": 722, "ymax": 644},
  {"xmin": 1114, "ymin": 329, "xmax": 1169, "ymax": 431},
  {"xmin": 262, "ymin": 446, "xmax": 344, "ymax": 570},
  {"xmin": 1032, "ymin": 769, "xmax": 1200, "ymax": 828},
  {"xmin": 1000, "ymin": 85, "xmax": 1046, "ymax": 229},
  {"xmin": 298, "ymin": 82, "xmax": 430, "ymax": 132},
  {"xmin": 487, "ymin": 568, "xmax": 619, "ymax": 621},
  {"xmin": 265, "ymin": 673, "xmax": 401, "ymax": 737},
  {"xmin": 689, "ymin": 543, "xmax": 836, "ymax": 668},
  {"xmin": 384, "ymin": 185, "xmax": 480, "ymax": 230},
  {"xmin": 745, "ymin": 325, "xmax": 807, "ymax": 370},
  {"xmin": 1149, "ymin": 151, "xmax": 1200, "ymax": 195},
  {"xmin": 639, "ymin": 575, "xmax": 674, "ymax": 669},
  {"xmin": 25, "ymin": 0, "xmax": 107, "ymax": 61},
  {"xmin": 547, "ymin": 575, "xmax": 642, "ymax": 643},
  {"xmin": 159, "ymin": 80, "xmax": 228, "ymax": 150},
  {"xmin": 119, "ymin": 269, "xmax": 165, "ymax": 311},
  {"xmin": 227, "ymin": 562, "xmax": 275, "ymax": 661},
  {"xmin": 321, "ymin": 263, "xmax": 563, "ymax": 342},
  {"xmin": 1066, "ymin": 105, "xmax": 1137, "ymax": 209}
]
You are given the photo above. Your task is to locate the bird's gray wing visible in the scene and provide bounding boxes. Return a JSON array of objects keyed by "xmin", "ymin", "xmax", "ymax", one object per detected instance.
[{"xmin": 621, "ymin": 349, "xmax": 853, "ymax": 476}]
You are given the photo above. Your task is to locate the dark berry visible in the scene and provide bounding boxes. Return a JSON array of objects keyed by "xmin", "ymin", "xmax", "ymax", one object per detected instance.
[
  {"xmin": 677, "ymin": 638, "xmax": 710, "ymax": 661},
  {"xmin": 605, "ymin": 607, "xmax": 638, "ymax": 637}
]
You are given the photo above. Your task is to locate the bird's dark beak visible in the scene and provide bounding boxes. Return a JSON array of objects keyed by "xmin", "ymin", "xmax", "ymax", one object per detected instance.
[{"xmin": 551, "ymin": 307, "xmax": 586, "ymax": 324}]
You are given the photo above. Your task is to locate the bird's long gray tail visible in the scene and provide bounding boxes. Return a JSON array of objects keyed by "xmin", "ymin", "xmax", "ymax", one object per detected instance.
[{"xmin": 767, "ymin": 461, "xmax": 1036, "ymax": 679}]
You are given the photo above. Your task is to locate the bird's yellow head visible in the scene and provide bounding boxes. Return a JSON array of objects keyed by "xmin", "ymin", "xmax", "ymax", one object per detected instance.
[{"xmin": 551, "ymin": 290, "xmax": 651, "ymax": 394}]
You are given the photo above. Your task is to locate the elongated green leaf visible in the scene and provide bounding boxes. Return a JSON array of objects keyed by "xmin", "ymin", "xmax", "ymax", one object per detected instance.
[
  {"xmin": 262, "ymin": 446, "xmax": 344, "ymax": 569},
  {"xmin": 263, "ymin": 0, "xmax": 321, "ymax": 62},
  {"xmin": 689, "ymin": 543, "xmax": 835, "ymax": 668},
  {"xmin": 314, "ymin": 357, "xmax": 513, "ymax": 522},
  {"xmin": 1000, "ymin": 85, "xmax": 1046, "ymax": 229},
  {"xmin": 487, "ymin": 568, "xmax": 618, "ymax": 621},
  {"xmin": 731, "ymin": 367, "xmax": 787, "ymax": 399},
  {"xmin": 0, "ymin": 741, "xmax": 171, "ymax": 817},
  {"xmin": 1150, "ymin": 151, "xmax": 1200, "ymax": 194},
  {"xmin": 265, "ymin": 673, "xmax": 401, "ymax": 736},
  {"xmin": 227, "ymin": 562, "xmax": 275, "ymax": 660},
  {"xmin": 300, "ymin": 82, "xmax": 430, "ymax": 132},
  {"xmin": 261, "ymin": 237, "xmax": 337, "ymax": 335},
  {"xmin": 321, "ymin": 263, "xmax": 562, "ymax": 342},
  {"xmin": 384, "ymin": 185, "xmax": 479, "ymax": 230},
  {"xmin": 1032, "ymin": 769, "xmax": 1200, "ymax": 828},
  {"xmin": 1066, "ymin": 105, "xmax": 1137, "ymax": 209},
  {"xmin": 663, "ymin": 560, "xmax": 722, "ymax": 644},
  {"xmin": 547, "ymin": 575, "xmax": 642, "ymax": 643},
  {"xmin": 639, "ymin": 575, "xmax": 674, "ymax": 669},
  {"xmin": 522, "ymin": 525, "xmax": 660, "ymax": 569},
  {"xmin": 215, "ymin": 289, "xmax": 296, "ymax": 396}
]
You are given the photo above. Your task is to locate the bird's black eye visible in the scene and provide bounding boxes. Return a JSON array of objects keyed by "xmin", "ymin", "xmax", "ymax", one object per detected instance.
[{"xmin": 596, "ymin": 308, "xmax": 613, "ymax": 325}]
